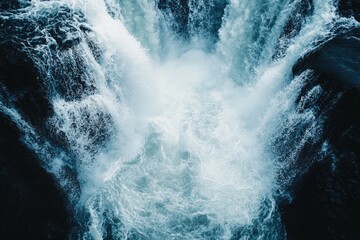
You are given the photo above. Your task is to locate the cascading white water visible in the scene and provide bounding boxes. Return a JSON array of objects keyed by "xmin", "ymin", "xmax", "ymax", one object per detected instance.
[{"xmin": 1, "ymin": 0, "xmax": 353, "ymax": 239}]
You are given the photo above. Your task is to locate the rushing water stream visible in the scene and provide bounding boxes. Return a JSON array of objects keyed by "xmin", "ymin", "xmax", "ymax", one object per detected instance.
[{"xmin": 0, "ymin": 0, "xmax": 359, "ymax": 239}]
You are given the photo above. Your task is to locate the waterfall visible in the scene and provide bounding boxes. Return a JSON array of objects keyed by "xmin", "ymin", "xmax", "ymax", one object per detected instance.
[{"xmin": 0, "ymin": 0, "xmax": 358, "ymax": 239}]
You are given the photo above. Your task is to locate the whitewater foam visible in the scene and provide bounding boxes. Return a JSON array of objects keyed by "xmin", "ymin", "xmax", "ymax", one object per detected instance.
[{"xmin": 0, "ymin": 0, "xmax": 350, "ymax": 239}]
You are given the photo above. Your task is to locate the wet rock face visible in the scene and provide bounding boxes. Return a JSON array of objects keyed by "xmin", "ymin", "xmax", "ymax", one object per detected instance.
[
  {"xmin": 0, "ymin": 43, "xmax": 53, "ymax": 132},
  {"xmin": 282, "ymin": 27, "xmax": 360, "ymax": 240},
  {"xmin": 0, "ymin": 0, "xmax": 30, "ymax": 11},
  {"xmin": 293, "ymin": 28, "xmax": 360, "ymax": 89},
  {"xmin": 157, "ymin": 0, "xmax": 227, "ymax": 42},
  {"xmin": 338, "ymin": 0, "xmax": 360, "ymax": 21},
  {"xmin": 281, "ymin": 0, "xmax": 314, "ymax": 39},
  {"xmin": 0, "ymin": 6, "xmax": 70, "ymax": 237},
  {"xmin": 158, "ymin": 0, "xmax": 190, "ymax": 36},
  {"xmin": 282, "ymin": 154, "xmax": 360, "ymax": 240},
  {"xmin": 282, "ymin": 88, "xmax": 360, "ymax": 239},
  {"xmin": 0, "ymin": 114, "xmax": 70, "ymax": 239}
]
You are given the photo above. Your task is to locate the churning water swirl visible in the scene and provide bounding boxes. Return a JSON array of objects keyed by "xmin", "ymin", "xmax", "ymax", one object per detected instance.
[{"xmin": 0, "ymin": 0, "xmax": 359, "ymax": 239}]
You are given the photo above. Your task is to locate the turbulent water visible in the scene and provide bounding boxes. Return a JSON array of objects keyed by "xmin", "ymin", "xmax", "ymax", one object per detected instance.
[{"xmin": 0, "ymin": 0, "xmax": 359, "ymax": 239}]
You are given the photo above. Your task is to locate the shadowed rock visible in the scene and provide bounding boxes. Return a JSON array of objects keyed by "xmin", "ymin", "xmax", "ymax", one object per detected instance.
[{"xmin": 282, "ymin": 26, "xmax": 360, "ymax": 240}]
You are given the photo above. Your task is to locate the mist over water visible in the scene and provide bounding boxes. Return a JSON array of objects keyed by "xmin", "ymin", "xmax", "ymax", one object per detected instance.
[{"xmin": 1, "ymin": 0, "xmax": 358, "ymax": 239}]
